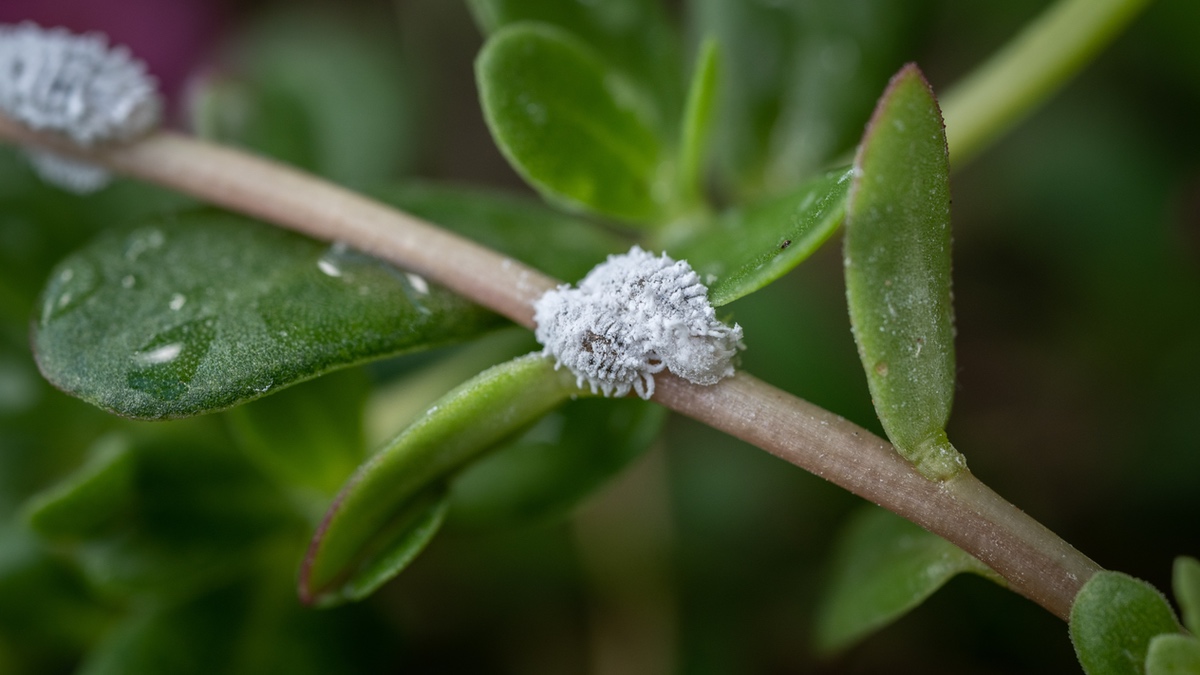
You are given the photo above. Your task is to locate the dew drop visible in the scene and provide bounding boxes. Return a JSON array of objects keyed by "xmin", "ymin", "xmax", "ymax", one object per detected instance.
[
  {"xmin": 126, "ymin": 318, "xmax": 217, "ymax": 402},
  {"xmin": 317, "ymin": 258, "xmax": 342, "ymax": 277},
  {"xmin": 124, "ymin": 228, "xmax": 165, "ymax": 261},
  {"xmin": 169, "ymin": 293, "xmax": 186, "ymax": 311},
  {"xmin": 405, "ymin": 273, "xmax": 429, "ymax": 295},
  {"xmin": 41, "ymin": 259, "xmax": 99, "ymax": 323}
]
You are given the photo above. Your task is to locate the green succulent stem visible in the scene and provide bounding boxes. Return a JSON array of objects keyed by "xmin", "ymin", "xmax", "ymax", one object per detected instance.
[{"xmin": 940, "ymin": 0, "xmax": 1154, "ymax": 166}]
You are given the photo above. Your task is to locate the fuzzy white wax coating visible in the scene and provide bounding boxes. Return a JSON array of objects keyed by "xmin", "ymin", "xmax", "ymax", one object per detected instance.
[
  {"xmin": 533, "ymin": 246, "xmax": 745, "ymax": 399},
  {"xmin": 0, "ymin": 23, "xmax": 161, "ymax": 192}
]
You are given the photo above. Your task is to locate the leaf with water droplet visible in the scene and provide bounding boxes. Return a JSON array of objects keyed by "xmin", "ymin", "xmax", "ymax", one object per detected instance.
[
  {"xmin": 300, "ymin": 353, "xmax": 583, "ymax": 607},
  {"xmin": 813, "ymin": 505, "xmax": 997, "ymax": 655},
  {"xmin": 844, "ymin": 64, "xmax": 961, "ymax": 480},
  {"xmin": 477, "ymin": 22, "xmax": 671, "ymax": 224},
  {"xmin": 679, "ymin": 166, "xmax": 851, "ymax": 307},
  {"xmin": 32, "ymin": 210, "xmax": 501, "ymax": 419}
]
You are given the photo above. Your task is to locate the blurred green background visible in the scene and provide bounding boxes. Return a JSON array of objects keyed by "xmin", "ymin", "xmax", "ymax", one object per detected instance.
[{"xmin": 1, "ymin": 0, "xmax": 1198, "ymax": 672}]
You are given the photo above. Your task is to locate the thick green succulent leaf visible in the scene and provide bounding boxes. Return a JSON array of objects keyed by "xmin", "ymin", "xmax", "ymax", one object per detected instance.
[
  {"xmin": 844, "ymin": 64, "xmax": 962, "ymax": 480},
  {"xmin": 370, "ymin": 182, "xmax": 626, "ymax": 283},
  {"xmin": 21, "ymin": 434, "xmax": 134, "ymax": 540},
  {"xmin": 299, "ymin": 353, "xmax": 582, "ymax": 607},
  {"xmin": 812, "ymin": 505, "xmax": 994, "ymax": 655},
  {"xmin": 1071, "ymin": 571, "xmax": 1183, "ymax": 675},
  {"xmin": 32, "ymin": 210, "xmax": 500, "ymax": 419},
  {"xmin": 226, "ymin": 367, "xmax": 369, "ymax": 502},
  {"xmin": 1147, "ymin": 634, "xmax": 1200, "ymax": 675},
  {"xmin": 450, "ymin": 396, "xmax": 665, "ymax": 528},
  {"xmin": 1175, "ymin": 556, "xmax": 1200, "ymax": 635},
  {"xmin": 477, "ymin": 23, "xmax": 670, "ymax": 224},
  {"xmin": 468, "ymin": 0, "xmax": 684, "ymax": 131},
  {"xmin": 193, "ymin": 5, "xmax": 415, "ymax": 188},
  {"xmin": 681, "ymin": 166, "xmax": 851, "ymax": 307}
]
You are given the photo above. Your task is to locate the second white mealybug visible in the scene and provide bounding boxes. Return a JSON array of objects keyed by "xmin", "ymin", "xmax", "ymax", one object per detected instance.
[{"xmin": 0, "ymin": 22, "xmax": 161, "ymax": 192}]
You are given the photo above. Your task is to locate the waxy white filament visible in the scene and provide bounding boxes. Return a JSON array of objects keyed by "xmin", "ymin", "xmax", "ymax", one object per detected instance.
[
  {"xmin": 534, "ymin": 246, "xmax": 744, "ymax": 400},
  {"xmin": 0, "ymin": 22, "xmax": 161, "ymax": 192}
]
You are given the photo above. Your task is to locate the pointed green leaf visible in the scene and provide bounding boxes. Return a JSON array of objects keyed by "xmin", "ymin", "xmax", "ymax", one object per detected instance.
[
  {"xmin": 1147, "ymin": 634, "xmax": 1200, "ymax": 675},
  {"xmin": 678, "ymin": 38, "xmax": 721, "ymax": 206},
  {"xmin": 844, "ymin": 64, "xmax": 962, "ymax": 480},
  {"xmin": 299, "ymin": 353, "xmax": 583, "ymax": 607},
  {"xmin": 32, "ymin": 210, "xmax": 500, "ymax": 419},
  {"xmin": 477, "ymin": 23, "xmax": 669, "ymax": 224},
  {"xmin": 226, "ymin": 367, "xmax": 369, "ymax": 501},
  {"xmin": 1175, "ymin": 556, "xmax": 1200, "ymax": 635},
  {"xmin": 370, "ymin": 182, "xmax": 626, "ymax": 283},
  {"xmin": 21, "ymin": 434, "xmax": 134, "ymax": 540},
  {"xmin": 681, "ymin": 166, "xmax": 851, "ymax": 307},
  {"xmin": 1071, "ymin": 571, "xmax": 1182, "ymax": 675},
  {"xmin": 450, "ymin": 396, "xmax": 665, "ymax": 528},
  {"xmin": 813, "ymin": 505, "xmax": 994, "ymax": 655}
]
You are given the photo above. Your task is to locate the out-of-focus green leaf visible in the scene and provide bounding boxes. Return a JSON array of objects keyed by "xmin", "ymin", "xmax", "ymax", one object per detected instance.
[
  {"xmin": 1147, "ymin": 634, "xmax": 1200, "ymax": 675},
  {"xmin": 371, "ymin": 182, "xmax": 626, "ymax": 283},
  {"xmin": 194, "ymin": 6, "xmax": 415, "ymax": 188},
  {"xmin": 681, "ymin": 166, "xmax": 851, "ymax": 307},
  {"xmin": 844, "ymin": 64, "xmax": 962, "ymax": 480},
  {"xmin": 693, "ymin": 0, "xmax": 927, "ymax": 194},
  {"xmin": 476, "ymin": 23, "xmax": 670, "ymax": 224},
  {"xmin": 299, "ymin": 353, "xmax": 582, "ymax": 607},
  {"xmin": 66, "ymin": 435, "xmax": 295, "ymax": 598},
  {"xmin": 32, "ymin": 210, "xmax": 500, "ymax": 420},
  {"xmin": 678, "ymin": 38, "xmax": 720, "ymax": 206},
  {"xmin": 21, "ymin": 434, "xmax": 134, "ymax": 539},
  {"xmin": 450, "ymin": 396, "xmax": 664, "ymax": 528},
  {"xmin": 812, "ymin": 505, "xmax": 994, "ymax": 655},
  {"xmin": 467, "ymin": 0, "xmax": 684, "ymax": 132},
  {"xmin": 1070, "ymin": 571, "xmax": 1182, "ymax": 675},
  {"xmin": 0, "ymin": 525, "xmax": 109, "ymax": 671},
  {"xmin": 77, "ymin": 573, "xmax": 385, "ymax": 675},
  {"xmin": 1175, "ymin": 556, "xmax": 1200, "ymax": 635},
  {"xmin": 227, "ymin": 367, "xmax": 369, "ymax": 503}
]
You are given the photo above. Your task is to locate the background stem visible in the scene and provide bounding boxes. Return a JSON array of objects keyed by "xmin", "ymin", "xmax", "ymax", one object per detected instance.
[
  {"xmin": 940, "ymin": 0, "xmax": 1153, "ymax": 166},
  {"xmin": 0, "ymin": 115, "xmax": 1101, "ymax": 619}
]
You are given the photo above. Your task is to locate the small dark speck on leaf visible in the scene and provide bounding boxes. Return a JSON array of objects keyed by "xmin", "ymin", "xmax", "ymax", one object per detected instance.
[{"xmin": 780, "ymin": 240, "xmax": 791, "ymax": 250}]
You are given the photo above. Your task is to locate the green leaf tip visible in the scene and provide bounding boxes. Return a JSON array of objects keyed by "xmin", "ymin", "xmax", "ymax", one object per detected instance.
[
  {"xmin": 476, "ymin": 21, "xmax": 670, "ymax": 224},
  {"xmin": 298, "ymin": 353, "xmax": 583, "ymax": 607},
  {"xmin": 1146, "ymin": 633, "xmax": 1200, "ymax": 675},
  {"xmin": 682, "ymin": 166, "xmax": 851, "ymax": 307},
  {"xmin": 1175, "ymin": 556, "xmax": 1200, "ymax": 636},
  {"xmin": 1070, "ymin": 571, "xmax": 1183, "ymax": 675},
  {"xmin": 845, "ymin": 62, "xmax": 962, "ymax": 480}
]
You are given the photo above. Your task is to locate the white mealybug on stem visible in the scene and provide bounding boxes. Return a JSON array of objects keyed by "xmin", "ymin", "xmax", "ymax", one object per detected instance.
[
  {"xmin": 534, "ymin": 246, "xmax": 745, "ymax": 400},
  {"xmin": 0, "ymin": 22, "xmax": 161, "ymax": 193}
]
